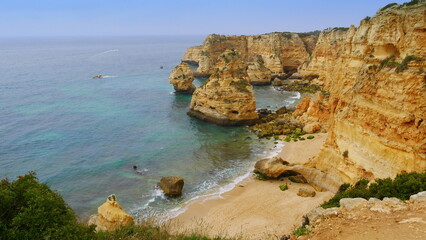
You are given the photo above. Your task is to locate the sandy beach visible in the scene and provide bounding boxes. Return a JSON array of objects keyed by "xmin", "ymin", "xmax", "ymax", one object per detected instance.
[{"xmin": 168, "ymin": 133, "xmax": 331, "ymax": 239}]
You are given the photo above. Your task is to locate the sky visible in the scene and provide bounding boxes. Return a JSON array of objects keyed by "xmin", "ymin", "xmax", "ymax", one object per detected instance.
[{"xmin": 0, "ymin": 0, "xmax": 409, "ymax": 37}]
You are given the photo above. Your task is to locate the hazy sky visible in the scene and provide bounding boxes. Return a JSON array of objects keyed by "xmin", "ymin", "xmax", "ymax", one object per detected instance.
[{"xmin": 0, "ymin": 0, "xmax": 408, "ymax": 37}]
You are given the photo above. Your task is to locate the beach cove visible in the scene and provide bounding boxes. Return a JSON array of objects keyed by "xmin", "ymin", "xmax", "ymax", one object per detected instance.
[{"xmin": 168, "ymin": 133, "xmax": 332, "ymax": 239}]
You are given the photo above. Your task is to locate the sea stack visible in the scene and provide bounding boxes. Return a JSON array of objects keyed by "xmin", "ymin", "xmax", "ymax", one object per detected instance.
[
  {"xmin": 168, "ymin": 62, "xmax": 196, "ymax": 94},
  {"xmin": 188, "ymin": 49, "xmax": 258, "ymax": 125},
  {"xmin": 88, "ymin": 194, "xmax": 134, "ymax": 232}
]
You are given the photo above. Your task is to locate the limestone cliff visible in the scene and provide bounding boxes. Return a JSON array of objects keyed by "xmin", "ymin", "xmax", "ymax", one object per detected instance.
[
  {"xmin": 169, "ymin": 62, "xmax": 196, "ymax": 94},
  {"xmin": 246, "ymin": 59, "xmax": 272, "ymax": 85},
  {"xmin": 182, "ymin": 32, "xmax": 318, "ymax": 79},
  {"xmin": 182, "ymin": 46, "xmax": 203, "ymax": 65},
  {"xmin": 188, "ymin": 49, "xmax": 258, "ymax": 125},
  {"xmin": 296, "ymin": 2, "xmax": 426, "ymax": 190}
]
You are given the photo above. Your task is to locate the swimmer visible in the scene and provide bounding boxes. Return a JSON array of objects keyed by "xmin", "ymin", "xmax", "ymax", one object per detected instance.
[{"xmin": 132, "ymin": 165, "xmax": 148, "ymax": 175}]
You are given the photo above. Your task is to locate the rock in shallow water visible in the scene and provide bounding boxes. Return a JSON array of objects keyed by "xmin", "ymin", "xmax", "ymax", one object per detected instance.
[
  {"xmin": 168, "ymin": 62, "xmax": 196, "ymax": 94},
  {"xmin": 188, "ymin": 49, "xmax": 258, "ymax": 126},
  {"xmin": 160, "ymin": 176, "xmax": 184, "ymax": 197}
]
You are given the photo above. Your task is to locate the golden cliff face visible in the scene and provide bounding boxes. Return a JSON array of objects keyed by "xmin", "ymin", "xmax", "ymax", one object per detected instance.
[
  {"xmin": 168, "ymin": 62, "xmax": 195, "ymax": 94},
  {"xmin": 182, "ymin": 33, "xmax": 317, "ymax": 78},
  {"xmin": 88, "ymin": 195, "xmax": 134, "ymax": 232},
  {"xmin": 188, "ymin": 50, "xmax": 258, "ymax": 125},
  {"xmin": 297, "ymin": 3, "xmax": 426, "ymax": 189},
  {"xmin": 182, "ymin": 46, "xmax": 203, "ymax": 65}
]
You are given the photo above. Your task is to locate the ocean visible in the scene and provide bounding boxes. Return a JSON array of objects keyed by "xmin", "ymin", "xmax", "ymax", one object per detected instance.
[{"xmin": 0, "ymin": 36, "xmax": 301, "ymax": 220}]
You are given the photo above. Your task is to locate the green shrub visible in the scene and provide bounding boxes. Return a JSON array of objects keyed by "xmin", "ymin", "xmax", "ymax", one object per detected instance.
[
  {"xmin": 396, "ymin": 55, "xmax": 424, "ymax": 73},
  {"xmin": 378, "ymin": 56, "xmax": 396, "ymax": 70},
  {"xmin": 380, "ymin": 3, "xmax": 398, "ymax": 11},
  {"xmin": 279, "ymin": 183, "xmax": 288, "ymax": 191},
  {"xmin": 307, "ymin": 135, "xmax": 315, "ymax": 140},
  {"xmin": 338, "ymin": 183, "xmax": 351, "ymax": 193},
  {"xmin": 284, "ymin": 136, "xmax": 291, "ymax": 142},
  {"xmin": 253, "ymin": 170, "xmax": 270, "ymax": 181},
  {"xmin": 293, "ymin": 227, "xmax": 311, "ymax": 236},
  {"xmin": 0, "ymin": 172, "xmax": 96, "ymax": 240},
  {"xmin": 321, "ymin": 172, "xmax": 426, "ymax": 209},
  {"xmin": 403, "ymin": 0, "xmax": 420, "ymax": 7}
]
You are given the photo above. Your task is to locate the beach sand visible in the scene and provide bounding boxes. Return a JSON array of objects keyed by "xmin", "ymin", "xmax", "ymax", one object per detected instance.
[{"xmin": 167, "ymin": 133, "xmax": 331, "ymax": 239}]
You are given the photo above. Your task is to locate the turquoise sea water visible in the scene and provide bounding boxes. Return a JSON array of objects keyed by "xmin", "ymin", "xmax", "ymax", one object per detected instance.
[{"xmin": 0, "ymin": 36, "xmax": 301, "ymax": 219}]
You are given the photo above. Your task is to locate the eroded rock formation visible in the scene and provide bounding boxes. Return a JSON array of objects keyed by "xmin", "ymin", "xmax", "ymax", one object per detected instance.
[
  {"xmin": 168, "ymin": 62, "xmax": 196, "ymax": 94},
  {"xmin": 182, "ymin": 32, "xmax": 319, "ymax": 79},
  {"xmin": 88, "ymin": 194, "xmax": 134, "ymax": 232},
  {"xmin": 295, "ymin": 2, "xmax": 426, "ymax": 190},
  {"xmin": 188, "ymin": 49, "xmax": 258, "ymax": 125}
]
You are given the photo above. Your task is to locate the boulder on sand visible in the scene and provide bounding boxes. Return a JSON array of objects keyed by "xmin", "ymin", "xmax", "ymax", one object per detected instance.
[
  {"xmin": 297, "ymin": 188, "xmax": 316, "ymax": 197},
  {"xmin": 254, "ymin": 156, "xmax": 290, "ymax": 178}
]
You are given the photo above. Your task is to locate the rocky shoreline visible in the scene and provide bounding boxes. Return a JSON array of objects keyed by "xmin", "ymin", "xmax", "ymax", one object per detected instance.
[{"xmin": 88, "ymin": 0, "xmax": 426, "ymax": 237}]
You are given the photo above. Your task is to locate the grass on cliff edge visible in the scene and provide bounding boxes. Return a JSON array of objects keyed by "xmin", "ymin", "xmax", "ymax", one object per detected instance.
[
  {"xmin": 321, "ymin": 172, "xmax": 426, "ymax": 209},
  {"xmin": 0, "ymin": 172, "xmax": 237, "ymax": 240}
]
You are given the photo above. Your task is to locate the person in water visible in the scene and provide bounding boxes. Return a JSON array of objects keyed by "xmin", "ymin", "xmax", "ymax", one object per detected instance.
[{"xmin": 133, "ymin": 165, "xmax": 147, "ymax": 175}]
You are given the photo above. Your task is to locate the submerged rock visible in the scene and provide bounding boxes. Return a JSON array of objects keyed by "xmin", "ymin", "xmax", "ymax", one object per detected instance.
[
  {"xmin": 168, "ymin": 62, "xmax": 196, "ymax": 94},
  {"xmin": 160, "ymin": 176, "xmax": 184, "ymax": 196},
  {"xmin": 88, "ymin": 194, "xmax": 134, "ymax": 232},
  {"xmin": 188, "ymin": 50, "xmax": 258, "ymax": 126}
]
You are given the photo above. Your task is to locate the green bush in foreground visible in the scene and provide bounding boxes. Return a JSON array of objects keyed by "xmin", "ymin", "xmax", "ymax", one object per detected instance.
[
  {"xmin": 0, "ymin": 172, "xmax": 96, "ymax": 240},
  {"xmin": 0, "ymin": 172, "xmax": 236, "ymax": 240},
  {"xmin": 321, "ymin": 172, "xmax": 426, "ymax": 209}
]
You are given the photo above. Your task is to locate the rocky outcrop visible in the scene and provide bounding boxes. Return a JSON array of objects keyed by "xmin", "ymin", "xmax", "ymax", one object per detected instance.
[
  {"xmin": 247, "ymin": 61, "xmax": 272, "ymax": 85},
  {"xmin": 182, "ymin": 46, "xmax": 203, "ymax": 65},
  {"xmin": 293, "ymin": 92, "xmax": 331, "ymax": 133},
  {"xmin": 168, "ymin": 63, "xmax": 196, "ymax": 94},
  {"xmin": 188, "ymin": 50, "xmax": 259, "ymax": 126},
  {"xmin": 254, "ymin": 156, "xmax": 290, "ymax": 178},
  {"xmin": 88, "ymin": 194, "xmax": 134, "ymax": 232},
  {"xmin": 294, "ymin": 2, "xmax": 426, "ymax": 190},
  {"xmin": 181, "ymin": 32, "xmax": 319, "ymax": 80},
  {"xmin": 160, "ymin": 176, "xmax": 184, "ymax": 196}
]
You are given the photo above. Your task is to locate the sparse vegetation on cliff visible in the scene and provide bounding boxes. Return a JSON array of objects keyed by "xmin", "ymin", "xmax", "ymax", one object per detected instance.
[
  {"xmin": 378, "ymin": 55, "xmax": 424, "ymax": 72},
  {"xmin": 379, "ymin": 3, "xmax": 398, "ymax": 11},
  {"xmin": 321, "ymin": 172, "xmax": 426, "ymax": 209},
  {"xmin": 230, "ymin": 79, "xmax": 250, "ymax": 93}
]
